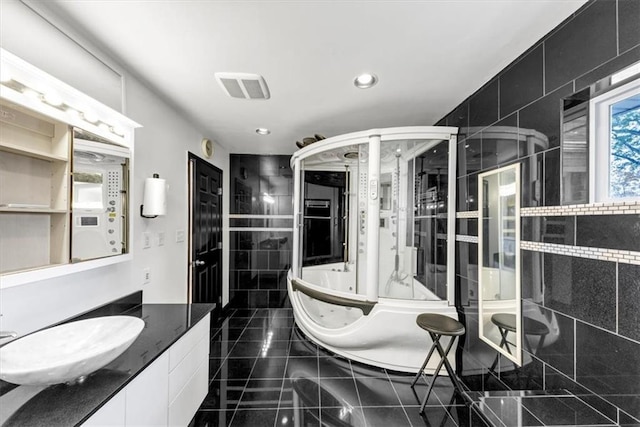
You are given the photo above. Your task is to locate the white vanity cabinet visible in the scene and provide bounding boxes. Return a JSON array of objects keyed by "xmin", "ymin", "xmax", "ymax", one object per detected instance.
[{"xmin": 83, "ymin": 313, "xmax": 210, "ymax": 427}]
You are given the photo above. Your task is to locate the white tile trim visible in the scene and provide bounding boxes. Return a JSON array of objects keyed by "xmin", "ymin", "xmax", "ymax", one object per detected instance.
[
  {"xmin": 456, "ymin": 210, "xmax": 479, "ymax": 218},
  {"xmin": 521, "ymin": 201, "xmax": 640, "ymax": 216},
  {"xmin": 229, "ymin": 227, "xmax": 293, "ymax": 232},
  {"xmin": 229, "ymin": 214, "xmax": 293, "ymax": 219},
  {"xmin": 456, "ymin": 235, "xmax": 478, "ymax": 243},
  {"xmin": 521, "ymin": 241, "xmax": 640, "ymax": 265}
]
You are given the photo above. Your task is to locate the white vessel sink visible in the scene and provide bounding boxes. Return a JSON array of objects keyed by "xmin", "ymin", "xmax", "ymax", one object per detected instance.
[{"xmin": 0, "ymin": 316, "xmax": 144, "ymax": 386}]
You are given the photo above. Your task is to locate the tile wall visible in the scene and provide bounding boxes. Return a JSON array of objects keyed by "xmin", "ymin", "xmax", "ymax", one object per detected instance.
[
  {"xmin": 440, "ymin": 0, "xmax": 640, "ymax": 423},
  {"xmin": 229, "ymin": 155, "xmax": 293, "ymax": 308}
]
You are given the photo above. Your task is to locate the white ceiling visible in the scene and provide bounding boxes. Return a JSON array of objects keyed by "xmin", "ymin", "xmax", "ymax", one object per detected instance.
[{"xmin": 33, "ymin": 0, "xmax": 588, "ymax": 155}]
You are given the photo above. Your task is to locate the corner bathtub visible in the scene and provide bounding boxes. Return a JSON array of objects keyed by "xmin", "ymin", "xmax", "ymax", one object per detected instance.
[{"xmin": 288, "ymin": 265, "xmax": 460, "ymax": 373}]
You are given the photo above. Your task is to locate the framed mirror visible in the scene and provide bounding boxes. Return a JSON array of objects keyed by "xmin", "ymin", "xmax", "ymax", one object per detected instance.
[{"xmin": 478, "ymin": 163, "xmax": 521, "ymax": 366}]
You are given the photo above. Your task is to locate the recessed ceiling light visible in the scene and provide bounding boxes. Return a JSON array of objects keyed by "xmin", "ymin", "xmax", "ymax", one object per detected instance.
[
  {"xmin": 256, "ymin": 128, "xmax": 271, "ymax": 135},
  {"xmin": 354, "ymin": 73, "xmax": 378, "ymax": 89}
]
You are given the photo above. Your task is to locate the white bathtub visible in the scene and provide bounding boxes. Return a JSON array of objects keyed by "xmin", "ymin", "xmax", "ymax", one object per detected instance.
[{"xmin": 288, "ymin": 265, "xmax": 460, "ymax": 373}]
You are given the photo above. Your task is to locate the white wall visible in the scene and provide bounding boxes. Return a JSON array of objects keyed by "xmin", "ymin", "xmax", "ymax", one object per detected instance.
[
  {"xmin": 128, "ymin": 77, "xmax": 230, "ymax": 304},
  {"xmin": 0, "ymin": 0, "xmax": 230, "ymax": 336}
]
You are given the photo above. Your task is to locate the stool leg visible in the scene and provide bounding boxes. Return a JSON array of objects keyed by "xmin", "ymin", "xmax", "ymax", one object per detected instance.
[
  {"xmin": 411, "ymin": 337, "xmax": 439, "ymax": 387},
  {"xmin": 435, "ymin": 336, "xmax": 464, "ymax": 394},
  {"xmin": 419, "ymin": 338, "xmax": 449, "ymax": 413}
]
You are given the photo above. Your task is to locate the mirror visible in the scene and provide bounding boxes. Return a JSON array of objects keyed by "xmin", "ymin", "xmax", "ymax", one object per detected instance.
[
  {"xmin": 302, "ymin": 171, "xmax": 346, "ymax": 266},
  {"xmin": 560, "ymin": 60, "xmax": 640, "ymax": 205},
  {"xmin": 478, "ymin": 163, "xmax": 521, "ymax": 366},
  {"xmin": 71, "ymin": 128, "xmax": 130, "ymax": 262}
]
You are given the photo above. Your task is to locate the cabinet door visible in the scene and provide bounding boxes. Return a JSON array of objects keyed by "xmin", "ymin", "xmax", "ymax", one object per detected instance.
[
  {"xmin": 125, "ymin": 352, "xmax": 169, "ymax": 426},
  {"xmin": 82, "ymin": 391, "xmax": 126, "ymax": 427}
]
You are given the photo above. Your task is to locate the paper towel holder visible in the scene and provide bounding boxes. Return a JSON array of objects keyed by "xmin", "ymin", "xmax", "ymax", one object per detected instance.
[{"xmin": 141, "ymin": 173, "xmax": 167, "ymax": 218}]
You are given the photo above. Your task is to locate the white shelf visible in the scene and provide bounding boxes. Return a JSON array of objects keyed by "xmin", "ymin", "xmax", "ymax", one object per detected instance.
[
  {"xmin": 0, "ymin": 142, "xmax": 67, "ymax": 162},
  {"xmin": 0, "ymin": 207, "xmax": 68, "ymax": 214}
]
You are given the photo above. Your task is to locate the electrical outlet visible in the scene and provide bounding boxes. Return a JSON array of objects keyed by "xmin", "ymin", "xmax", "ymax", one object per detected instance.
[
  {"xmin": 157, "ymin": 231, "xmax": 165, "ymax": 246},
  {"xmin": 143, "ymin": 232, "xmax": 151, "ymax": 249},
  {"xmin": 176, "ymin": 229, "xmax": 185, "ymax": 243},
  {"xmin": 143, "ymin": 267, "xmax": 151, "ymax": 285}
]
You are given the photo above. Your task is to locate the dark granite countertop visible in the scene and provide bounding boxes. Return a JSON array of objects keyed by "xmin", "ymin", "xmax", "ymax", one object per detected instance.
[{"xmin": 0, "ymin": 299, "xmax": 214, "ymax": 427}]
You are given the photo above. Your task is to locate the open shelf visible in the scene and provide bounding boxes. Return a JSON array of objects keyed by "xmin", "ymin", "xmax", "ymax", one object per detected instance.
[
  {"xmin": 0, "ymin": 101, "xmax": 71, "ymax": 275},
  {"xmin": 0, "ymin": 142, "xmax": 68, "ymax": 162}
]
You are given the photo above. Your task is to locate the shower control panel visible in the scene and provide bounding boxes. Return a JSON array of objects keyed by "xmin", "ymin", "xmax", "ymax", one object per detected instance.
[{"xmin": 369, "ymin": 179, "xmax": 378, "ymax": 200}]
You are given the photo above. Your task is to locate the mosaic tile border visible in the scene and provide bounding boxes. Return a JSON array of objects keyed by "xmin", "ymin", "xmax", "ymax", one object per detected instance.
[
  {"xmin": 456, "ymin": 234, "xmax": 478, "ymax": 243},
  {"xmin": 457, "ymin": 210, "xmax": 479, "ymax": 218},
  {"xmin": 521, "ymin": 241, "xmax": 640, "ymax": 265},
  {"xmin": 521, "ymin": 201, "xmax": 640, "ymax": 217}
]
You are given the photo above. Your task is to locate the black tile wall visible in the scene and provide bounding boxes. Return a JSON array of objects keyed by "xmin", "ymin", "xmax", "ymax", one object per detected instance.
[
  {"xmin": 544, "ymin": 363, "xmax": 620, "ymax": 423},
  {"xmin": 619, "ymin": 411, "xmax": 640, "ymax": 427},
  {"xmin": 576, "ymin": 321, "xmax": 640, "ymax": 419},
  {"xmin": 618, "ymin": 0, "xmax": 640, "ymax": 54},
  {"xmin": 522, "ymin": 216, "xmax": 575, "ymax": 245},
  {"xmin": 519, "ymin": 83, "xmax": 573, "ymax": 150},
  {"xmin": 446, "ymin": 2, "xmax": 640, "ymax": 418},
  {"xmin": 229, "ymin": 218, "xmax": 293, "ymax": 228},
  {"xmin": 521, "ymin": 250, "xmax": 543, "ymax": 303},
  {"xmin": 229, "ymin": 155, "xmax": 293, "ymax": 309},
  {"xmin": 480, "ymin": 128, "xmax": 519, "ymax": 171},
  {"xmin": 456, "ymin": 218, "xmax": 478, "ymax": 236},
  {"xmin": 520, "ymin": 152, "xmax": 544, "ymax": 208},
  {"xmin": 576, "ymin": 214, "xmax": 640, "ymax": 252},
  {"xmin": 524, "ymin": 301, "xmax": 575, "ymax": 378},
  {"xmin": 618, "ymin": 263, "xmax": 640, "ymax": 342},
  {"xmin": 456, "ymin": 176, "xmax": 467, "ymax": 212},
  {"xmin": 544, "ymin": 0, "xmax": 618, "ymax": 93},
  {"xmin": 500, "ymin": 44, "xmax": 544, "ymax": 117},
  {"xmin": 458, "ymin": 137, "xmax": 482, "ymax": 175},
  {"xmin": 543, "ymin": 147, "xmax": 561, "ymax": 205},
  {"xmin": 449, "ymin": 102, "xmax": 469, "ymax": 131},
  {"xmin": 467, "ymin": 173, "xmax": 478, "ymax": 211},
  {"xmin": 469, "ymin": 79, "xmax": 499, "ymax": 128},
  {"xmin": 575, "ymin": 45, "xmax": 640, "ymax": 90},
  {"xmin": 543, "ymin": 253, "xmax": 616, "ymax": 331}
]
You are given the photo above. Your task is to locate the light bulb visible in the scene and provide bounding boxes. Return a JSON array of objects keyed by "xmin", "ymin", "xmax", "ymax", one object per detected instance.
[
  {"xmin": 82, "ymin": 110, "xmax": 98, "ymax": 123},
  {"xmin": 43, "ymin": 92, "xmax": 63, "ymax": 106},
  {"xmin": 354, "ymin": 73, "xmax": 378, "ymax": 89}
]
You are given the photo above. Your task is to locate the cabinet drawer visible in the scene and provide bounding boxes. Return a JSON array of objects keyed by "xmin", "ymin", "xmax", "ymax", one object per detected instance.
[
  {"xmin": 168, "ymin": 334, "xmax": 209, "ymax": 403},
  {"xmin": 168, "ymin": 359, "xmax": 208, "ymax": 427},
  {"xmin": 169, "ymin": 313, "xmax": 210, "ymax": 371}
]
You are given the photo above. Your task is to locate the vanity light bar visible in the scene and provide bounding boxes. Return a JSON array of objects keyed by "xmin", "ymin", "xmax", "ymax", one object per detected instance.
[{"xmin": 0, "ymin": 77, "xmax": 126, "ymax": 138}]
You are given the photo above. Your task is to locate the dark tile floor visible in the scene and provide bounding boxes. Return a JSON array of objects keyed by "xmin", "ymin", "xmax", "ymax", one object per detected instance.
[{"xmin": 189, "ymin": 308, "xmax": 479, "ymax": 427}]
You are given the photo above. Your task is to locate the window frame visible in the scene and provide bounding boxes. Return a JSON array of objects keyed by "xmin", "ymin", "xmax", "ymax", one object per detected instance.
[{"xmin": 589, "ymin": 76, "xmax": 640, "ymax": 203}]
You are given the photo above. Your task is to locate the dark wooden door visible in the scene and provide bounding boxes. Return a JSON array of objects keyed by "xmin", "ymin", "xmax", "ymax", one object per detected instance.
[{"xmin": 189, "ymin": 154, "xmax": 222, "ymax": 312}]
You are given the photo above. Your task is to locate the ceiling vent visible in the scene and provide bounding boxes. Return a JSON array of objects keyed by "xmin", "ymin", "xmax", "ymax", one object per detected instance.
[{"xmin": 214, "ymin": 72, "xmax": 270, "ymax": 100}]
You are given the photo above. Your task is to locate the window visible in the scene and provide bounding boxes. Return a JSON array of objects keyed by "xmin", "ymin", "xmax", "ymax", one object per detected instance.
[{"xmin": 590, "ymin": 75, "xmax": 640, "ymax": 202}]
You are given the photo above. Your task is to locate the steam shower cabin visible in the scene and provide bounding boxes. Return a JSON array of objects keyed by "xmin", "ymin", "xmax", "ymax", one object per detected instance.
[{"xmin": 288, "ymin": 126, "xmax": 459, "ymax": 373}]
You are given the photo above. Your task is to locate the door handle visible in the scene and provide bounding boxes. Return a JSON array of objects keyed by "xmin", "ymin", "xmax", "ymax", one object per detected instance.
[{"xmin": 193, "ymin": 260, "xmax": 205, "ymax": 266}]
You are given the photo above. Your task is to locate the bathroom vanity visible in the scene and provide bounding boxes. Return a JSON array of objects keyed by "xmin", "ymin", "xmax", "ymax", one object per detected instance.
[{"xmin": 0, "ymin": 297, "xmax": 214, "ymax": 426}]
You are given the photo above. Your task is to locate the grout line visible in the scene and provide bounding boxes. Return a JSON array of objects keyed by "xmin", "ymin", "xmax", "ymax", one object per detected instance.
[
  {"xmin": 385, "ymin": 370, "xmax": 413, "ymax": 425},
  {"xmin": 273, "ymin": 319, "xmax": 292, "ymax": 427},
  {"xmin": 348, "ymin": 359, "xmax": 367, "ymax": 426},
  {"xmin": 226, "ymin": 310, "xmax": 259, "ymax": 426},
  {"xmin": 573, "ymin": 317, "xmax": 577, "ymax": 381},
  {"xmin": 616, "ymin": 0, "xmax": 620, "ymax": 55},
  {"xmin": 616, "ymin": 263, "xmax": 619, "ymax": 335}
]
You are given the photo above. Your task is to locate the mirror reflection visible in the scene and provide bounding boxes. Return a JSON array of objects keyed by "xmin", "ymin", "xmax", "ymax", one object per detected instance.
[
  {"xmin": 302, "ymin": 171, "xmax": 346, "ymax": 266},
  {"xmin": 71, "ymin": 128, "xmax": 130, "ymax": 262},
  {"xmin": 479, "ymin": 163, "xmax": 521, "ymax": 365}
]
